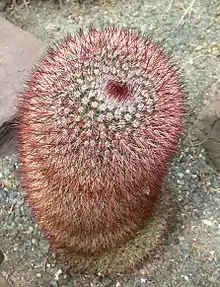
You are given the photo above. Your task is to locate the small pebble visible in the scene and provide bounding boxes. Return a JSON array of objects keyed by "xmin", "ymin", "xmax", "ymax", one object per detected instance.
[
  {"xmin": 101, "ymin": 278, "xmax": 114, "ymax": 286},
  {"xmin": 32, "ymin": 239, "xmax": 37, "ymax": 245},
  {"xmin": 0, "ymin": 189, "xmax": 7, "ymax": 200},
  {"xmin": 202, "ymin": 219, "xmax": 214, "ymax": 227},
  {"xmin": 54, "ymin": 269, "xmax": 62, "ymax": 281},
  {"xmin": 2, "ymin": 179, "xmax": 12, "ymax": 190},
  {"xmin": 49, "ymin": 279, "xmax": 58, "ymax": 287},
  {"xmin": 140, "ymin": 269, "xmax": 146, "ymax": 275},
  {"xmin": 36, "ymin": 273, "xmax": 42, "ymax": 278},
  {"xmin": 27, "ymin": 226, "xmax": 34, "ymax": 234},
  {"xmin": 178, "ymin": 172, "xmax": 184, "ymax": 179},
  {"xmin": 209, "ymin": 276, "xmax": 217, "ymax": 283},
  {"xmin": 1, "ymin": 271, "xmax": 8, "ymax": 278},
  {"xmin": 9, "ymin": 228, "xmax": 18, "ymax": 239}
]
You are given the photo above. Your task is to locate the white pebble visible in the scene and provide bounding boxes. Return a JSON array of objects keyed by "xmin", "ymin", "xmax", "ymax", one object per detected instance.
[
  {"xmin": 54, "ymin": 269, "xmax": 62, "ymax": 281},
  {"xmin": 178, "ymin": 172, "xmax": 184, "ymax": 179},
  {"xmin": 202, "ymin": 219, "xmax": 214, "ymax": 227}
]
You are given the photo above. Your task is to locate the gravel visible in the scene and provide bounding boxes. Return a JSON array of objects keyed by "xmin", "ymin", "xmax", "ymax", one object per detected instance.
[{"xmin": 0, "ymin": 0, "xmax": 220, "ymax": 286}]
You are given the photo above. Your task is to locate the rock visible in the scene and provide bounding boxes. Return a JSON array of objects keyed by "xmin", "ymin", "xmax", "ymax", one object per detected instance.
[
  {"xmin": 194, "ymin": 82, "xmax": 220, "ymax": 171},
  {"xmin": 0, "ymin": 16, "xmax": 46, "ymax": 156},
  {"xmin": 2, "ymin": 179, "xmax": 12, "ymax": 191},
  {"xmin": 0, "ymin": 275, "xmax": 12, "ymax": 287}
]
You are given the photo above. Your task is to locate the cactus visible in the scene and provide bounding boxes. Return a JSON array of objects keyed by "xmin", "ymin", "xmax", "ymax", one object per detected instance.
[{"xmin": 18, "ymin": 26, "xmax": 186, "ymax": 274}]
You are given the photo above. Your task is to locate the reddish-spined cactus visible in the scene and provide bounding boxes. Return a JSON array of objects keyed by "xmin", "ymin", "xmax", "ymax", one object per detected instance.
[{"xmin": 18, "ymin": 27, "xmax": 186, "ymax": 265}]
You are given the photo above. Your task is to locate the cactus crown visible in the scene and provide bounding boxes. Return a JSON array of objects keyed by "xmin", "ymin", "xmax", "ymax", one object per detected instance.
[{"xmin": 21, "ymin": 27, "xmax": 185, "ymax": 174}]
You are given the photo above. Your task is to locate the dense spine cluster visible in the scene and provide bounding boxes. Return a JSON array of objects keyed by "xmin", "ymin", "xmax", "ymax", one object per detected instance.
[{"xmin": 18, "ymin": 27, "xmax": 186, "ymax": 257}]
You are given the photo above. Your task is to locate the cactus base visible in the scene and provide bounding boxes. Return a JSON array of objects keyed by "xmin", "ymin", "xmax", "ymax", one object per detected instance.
[{"xmin": 51, "ymin": 184, "xmax": 177, "ymax": 277}]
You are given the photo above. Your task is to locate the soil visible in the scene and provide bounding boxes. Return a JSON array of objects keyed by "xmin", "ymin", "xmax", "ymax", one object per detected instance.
[{"xmin": 0, "ymin": 0, "xmax": 220, "ymax": 286}]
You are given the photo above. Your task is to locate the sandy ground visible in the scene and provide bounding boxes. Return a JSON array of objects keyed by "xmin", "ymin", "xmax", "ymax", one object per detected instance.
[{"xmin": 0, "ymin": 0, "xmax": 220, "ymax": 286}]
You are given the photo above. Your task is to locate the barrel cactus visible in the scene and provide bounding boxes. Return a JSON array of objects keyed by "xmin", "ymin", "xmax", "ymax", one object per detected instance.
[{"xmin": 18, "ymin": 26, "xmax": 186, "ymax": 275}]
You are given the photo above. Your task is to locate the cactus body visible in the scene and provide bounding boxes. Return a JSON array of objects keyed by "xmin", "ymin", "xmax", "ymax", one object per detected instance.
[{"xmin": 18, "ymin": 27, "xmax": 186, "ymax": 260}]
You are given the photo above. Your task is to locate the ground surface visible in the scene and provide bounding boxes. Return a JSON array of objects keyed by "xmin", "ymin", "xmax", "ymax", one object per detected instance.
[{"xmin": 0, "ymin": 0, "xmax": 220, "ymax": 286}]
